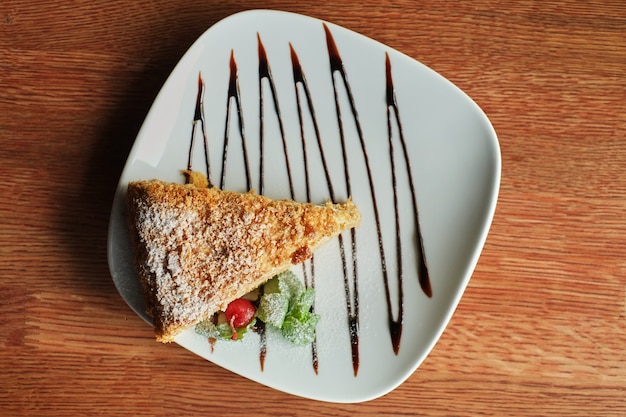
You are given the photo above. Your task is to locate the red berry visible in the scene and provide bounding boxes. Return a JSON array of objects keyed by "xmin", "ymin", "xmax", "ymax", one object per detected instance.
[{"xmin": 225, "ymin": 298, "xmax": 256, "ymax": 329}]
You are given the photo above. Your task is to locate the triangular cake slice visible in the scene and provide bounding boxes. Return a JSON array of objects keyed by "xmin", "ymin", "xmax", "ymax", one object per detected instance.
[{"xmin": 126, "ymin": 175, "xmax": 361, "ymax": 342}]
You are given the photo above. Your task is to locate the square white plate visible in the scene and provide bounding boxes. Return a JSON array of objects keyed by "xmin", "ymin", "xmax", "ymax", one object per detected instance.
[{"xmin": 107, "ymin": 9, "xmax": 500, "ymax": 403}]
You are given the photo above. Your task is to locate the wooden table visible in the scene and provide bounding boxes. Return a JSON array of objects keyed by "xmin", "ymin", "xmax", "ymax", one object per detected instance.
[{"xmin": 2, "ymin": 1, "xmax": 625, "ymax": 415}]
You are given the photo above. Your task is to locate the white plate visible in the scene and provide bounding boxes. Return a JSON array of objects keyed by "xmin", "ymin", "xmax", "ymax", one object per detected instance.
[{"xmin": 107, "ymin": 10, "xmax": 500, "ymax": 403}]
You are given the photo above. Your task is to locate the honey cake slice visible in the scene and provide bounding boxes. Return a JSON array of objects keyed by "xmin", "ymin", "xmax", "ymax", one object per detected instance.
[{"xmin": 126, "ymin": 175, "xmax": 361, "ymax": 342}]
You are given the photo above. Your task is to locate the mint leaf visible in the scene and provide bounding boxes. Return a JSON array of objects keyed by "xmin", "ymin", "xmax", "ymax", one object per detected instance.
[
  {"xmin": 216, "ymin": 322, "xmax": 235, "ymax": 339},
  {"xmin": 291, "ymin": 287, "xmax": 316, "ymax": 319},
  {"xmin": 277, "ymin": 270, "xmax": 305, "ymax": 302},
  {"xmin": 259, "ymin": 270, "xmax": 306, "ymax": 327},
  {"xmin": 195, "ymin": 316, "xmax": 255, "ymax": 341},
  {"xmin": 195, "ymin": 318, "xmax": 220, "ymax": 339},
  {"xmin": 231, "ymin": 318, "xmax": 255, "ymax": 341},
  {"xmin": 256, "ymin": 292, "xmax": 289, "ymax": 327},
  {"xmin": 281, "ymin": 312, "xmax": 321, "ymax": 346}
]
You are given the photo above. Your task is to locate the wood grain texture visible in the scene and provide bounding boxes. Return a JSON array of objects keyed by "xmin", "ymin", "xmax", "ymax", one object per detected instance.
[{"xmin": 2, "ymin": 1, "xmax": 625, "ymax": 415}]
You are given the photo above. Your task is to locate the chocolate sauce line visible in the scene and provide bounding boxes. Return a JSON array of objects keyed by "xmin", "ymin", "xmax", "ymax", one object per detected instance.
[
  {"xmin": 257, "ymin": 287, "xmax": 267, "ymax": 372},
  {"xmin": 257, "ymin": 34, "xmax": 309, "ymax": 372},
  {"xmin": 385, "ymin": 58, "xmax": 404, "ymax": 354},
  {"xmin": 219, "ymin": 50, "xmax": 267, "ymax": 370},
  {"xmin": 220, "ymin": 50, "xmax": 251, "ymax": 191},
  {"xmin": 290, "ymin": 43, "xmax": 337, "ymax": 201},
  {"xmin": 300, "ymin": 252, "xmax": 319, "ymax": 374},
  {"xmin": 291, "ymin": 45, "xmax": 347, "ymax": 375},
  {"xmin": 385, "ymin": 53, "xmax": 432, "ymax": 300},
  {"xmin": 290, "ymin": 42, "xmax": 325, "ymax": 375},
  {"xmin": 186, "ymin": 75, "xmax": 200, "ymax": 171},
  {"xmin": 187, "ymin": 73, "xmax": 213, "ymax": 187},
  {"xmin": 258, "ymin": 34, "xmax": 295, "ymax": 198},
  {"xmin": 323, "ymin": 23, "xmax": 366, "ymax": 376},
  {"xmin": 255, "ymin": 36, "xmax": 276, "ymax": 371}
]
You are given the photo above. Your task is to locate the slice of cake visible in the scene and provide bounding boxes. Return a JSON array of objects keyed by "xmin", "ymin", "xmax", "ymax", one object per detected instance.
[{"xmin": 126, "ymin": 174, "xmax": 361, "ymax": 342}]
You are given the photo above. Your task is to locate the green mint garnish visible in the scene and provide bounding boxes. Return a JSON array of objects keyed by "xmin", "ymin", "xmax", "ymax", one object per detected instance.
[
  {"xmin": 258, "ymin": 270, "xmax": 320, "ymax": 345},
  {"xmin": 291, "ymin": 287, "xmax": 316, "ymax": 318},
  {"xmin": 196, "ymin": 270, "xmax": 321, "ymax": 346},
  {"xmin": 281, "ymin": 310, "xmax": 320, "ymax": 345},
  {"xmin": 195, "ymin": 316, "xmax": 255, "ymax": 341},
  {"xmin": 195, "ymin": 318, "xmax": 220, "ymax": 339},
  {"xmin": 256, "ymin": 292, "xmax": 289, "ymax": 328}
]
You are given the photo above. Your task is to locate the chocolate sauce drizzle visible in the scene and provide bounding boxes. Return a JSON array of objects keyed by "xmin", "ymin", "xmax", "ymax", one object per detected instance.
[
  {"xmin": 325, "ymin": 23, "xmax": 386, "ymax": 374},
  {"xmin": 187, "ymin": 73, "xmax": 213, "ymax": 188},
  {"xmin": 186, "ymin": 23, "xmax": 432, "ymax": 377},
  {"xmin": 258, "ymin": 34, "xmax": 295, "ymax": 198},
  {"xmin": 385, "ymin": 52, "xmax": 432, "ymax": 301},
  {"xmin": 383, "ymin": 52, "xmax": 433, "ymax": 354},
  {"xmin": 289, "ymin": 42, "xmax": 340, "ymax": 375},
  {"xmin": 220, "ymin": 50, "xmax": 251, "ymax": 191},
  {"xmin": 256, "ymin": 312, "xmax": 267, "ymax": 371},
  {"xmin": 257, "ymin": 34, "xmax": 300, "ymax": 372}
]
